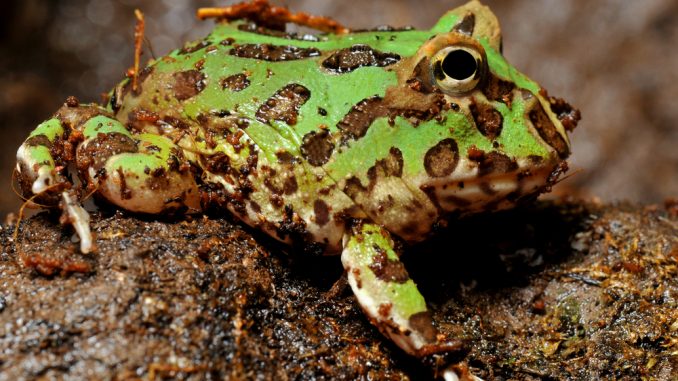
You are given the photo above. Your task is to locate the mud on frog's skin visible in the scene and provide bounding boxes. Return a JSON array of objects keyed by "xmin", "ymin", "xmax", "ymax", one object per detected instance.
[{"xmin": 15, "ymin": 1, "xmax": 579, "ymax": 379}]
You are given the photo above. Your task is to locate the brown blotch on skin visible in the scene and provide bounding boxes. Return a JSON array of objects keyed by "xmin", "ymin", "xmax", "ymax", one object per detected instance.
[
  {"xmin": 337, "ymin": 97, "xmax": 389, "ymax": 142},
  {"xmin": 529, "ymin": 101, "xmax": 570, "ymax": 159},
  {"xmin": 194, "ymin": 59, "xmax": 206, "ymax": 71},
  {"xmin": 24, "ymin": 134, "xmax": 52, "ymax": 148},
  {"xmin": 300, "ymin": 129, "xmax": 334, "ymax": 167},
  {"xmin": 275, "ymin": 150, "xmax": 297, "ymax": 164},
  {"xmin": 322, "ymin": 44, "xmax": 400, "ymax": 74},
  {"xmin": 269, "ymin": 194, "xmax": 284, "ymax": 209},
  {"xmin": 367, "ymin": 147, "xmax": 404, "ymax": 187},
  {"xmin": 177, "ymin": 39, "xmax": 210, "ymax": 55},
  {"xmin": 378, "ymin": 303, "xmax": 393, "ymax": 318},
  {"xmin": 470, "ymin": 100, "xmax": 503, "ymax": 140},
  {"xmin": 55, "ymin": 104, "xmax": 107, "ymax": 132},
  {"xmin": 453, "ymin": 12, "xmax": 476, "ymax": 36},
  {"xmin": 368, "ymin": 248, "xmax": 409, "ymax": 284},
  {"xmin": 343, "ymin": 176, "xmax": 368, "ymax": 199},
  {"xmin": 230, "ymin": 44, "xmax": 320, "ymax": 61},
  {"xmin": 424, "ymin": 139, "xmax": 459, "ymax": 178},
  {"xmin": 77, "ymin": 132, "xmax": 138, "ymax": 174},
  {"xmin": 527, "ymin": 155, "xmax": 544, "ymax": 166},
  {"xmin": 470, "ymin": 151, "xmax": 519, "ymax": 177},
  {"xmin": 283, "ymin": 176, "xmax": 298, "ymax": 195},
  {"xmin": 172, "ymin": 70, "xmax": 206, "ymax": 101},
  {"xmin": 116, "ymin": 167, "xmax": 132, "ymax": 200},
  {"xmin": 408, "ymin": 311, "xmax": 438, "ymax": 342},
  {"xmin": 338, "ymin": 92, "xmax": 446, "ymax": 143},
  {"xmin": 313, "ymin": 199, "xmax": 330, "ymax": 226},
  {"xmin": 220, "ymin": 73, "xmax": 250, "ymax": 92},
  {"xmin": 262, "ymin": 167, "xmax": 281, "ymax": 195},
  {"xmin": 482, "ymin": 74, "xmax": 515, "ymax": 103},
  {"xmin": 256, "ymin": 84, "xmax": 311, "ymax": 126},
  {"xmin": 249, "ymin": 200, "xmax": 262, "ymax": 214},
  {"xmin": 467, "ymin": 145, "xmax": 485, "ymax": 162},
  {"xmin": 376, "ymin": 195, "xmax": 396, "ymax": 214},
  {"xmin": 220, "ymin": 38, "xmax": 235, "ymax": 46}
]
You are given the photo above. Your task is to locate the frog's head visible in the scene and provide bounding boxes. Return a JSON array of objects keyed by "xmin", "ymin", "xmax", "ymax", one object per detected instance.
[{"xmin": 389, "ymin": 0, "xmax": 580, "ymax": 214}]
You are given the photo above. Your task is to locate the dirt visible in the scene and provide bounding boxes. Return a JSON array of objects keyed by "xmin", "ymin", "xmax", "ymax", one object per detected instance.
[{"xmin": 1, "ymin": 200, "xmax": 675, "ymax": 380}]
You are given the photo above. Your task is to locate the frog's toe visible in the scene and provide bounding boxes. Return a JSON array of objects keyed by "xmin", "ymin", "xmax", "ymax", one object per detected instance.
[{"xmin": 60, "ymin": 190, "xmax": 94, "ymax": 254}]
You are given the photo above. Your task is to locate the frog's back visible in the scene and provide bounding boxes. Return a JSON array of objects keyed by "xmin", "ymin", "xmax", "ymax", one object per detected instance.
[
  {"xmin": 107, "ymin": 2, "xmax": 576, "ymax": 253},
  {"xmin": 105, "ymin": 20, "xmax": 447, "ymax": 253}
]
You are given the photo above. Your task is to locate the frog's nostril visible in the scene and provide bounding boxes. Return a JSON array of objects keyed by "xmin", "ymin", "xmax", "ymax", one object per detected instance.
[{"xmin": 548, "ymin": 96, "xmax": 581, "ymax": 132}]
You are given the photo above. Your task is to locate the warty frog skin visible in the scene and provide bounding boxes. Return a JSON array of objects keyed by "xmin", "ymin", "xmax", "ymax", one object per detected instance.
[{"xmin": 15, "ymin": 1, "xmax": 580, "ymax": 379}]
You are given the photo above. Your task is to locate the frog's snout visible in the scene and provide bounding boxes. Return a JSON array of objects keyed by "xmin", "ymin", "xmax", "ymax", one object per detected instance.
[{"xmin": 548, "ymin": 95, "xmax": 581, "ymax": 133}]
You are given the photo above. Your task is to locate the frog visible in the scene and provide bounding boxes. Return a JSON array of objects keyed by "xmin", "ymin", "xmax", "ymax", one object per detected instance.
[{"xmin": 14, "ymin": 1, "xmax": 579, "ymax": 379}]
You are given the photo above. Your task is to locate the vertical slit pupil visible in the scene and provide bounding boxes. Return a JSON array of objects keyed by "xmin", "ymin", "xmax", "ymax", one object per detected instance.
[{"xmin": 442, "ymin": 49, "xmax": 477, "ymax": 80}]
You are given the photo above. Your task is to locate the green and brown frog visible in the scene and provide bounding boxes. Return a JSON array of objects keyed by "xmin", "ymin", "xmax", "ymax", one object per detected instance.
[{"xmin": 14, "ymin": 1, "xmax": 579, "ymax": 379}]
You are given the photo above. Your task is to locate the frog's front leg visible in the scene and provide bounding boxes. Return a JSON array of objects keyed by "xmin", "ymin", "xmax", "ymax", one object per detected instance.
[
  {"xmin": 342, "ymin": 222, "xmax": 481, "ymax": 381},
  {"xmin": 16, "ymin": 100, "xmax": 200, "ymax": 253},
  {"xmin": 16, "ymin": 102, "xmax": 96, "ymax": 252},
  {"xmin": 75, "ymin": 115, "xmax": 201, "ymax": 217}
]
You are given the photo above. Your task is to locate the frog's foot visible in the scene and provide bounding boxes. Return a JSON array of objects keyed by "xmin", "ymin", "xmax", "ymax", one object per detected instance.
[
  {"xmin": 342, "ymin": 222, "xmax": 476, "ymax": 379},
  {"xmin": 75, "ymin": 115, "xmax": 201, "ymax": 216},
  {"xmin": 15, "ymin": 110, "xmax": 93, "ymax": 252},
  {"xmin": 16, "ymin": 100, "xmax": 201, "ymax": 254}
]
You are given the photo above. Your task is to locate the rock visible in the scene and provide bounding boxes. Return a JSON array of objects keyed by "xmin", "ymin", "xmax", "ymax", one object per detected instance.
[{"xmin": 0, "ymin": 200, "xmax": 676, "ymax": 379}]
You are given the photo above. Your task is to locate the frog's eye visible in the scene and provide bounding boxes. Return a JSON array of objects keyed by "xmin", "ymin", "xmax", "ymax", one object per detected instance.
[{"xmin": 431, "ymin": 46, "xmax": 484, "ymax": 95}]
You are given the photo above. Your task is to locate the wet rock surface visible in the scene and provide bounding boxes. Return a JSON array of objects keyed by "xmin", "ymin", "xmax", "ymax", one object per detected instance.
[{"xmin": 1, "ymin": 200, "xmax": 676, "ymax": 380}]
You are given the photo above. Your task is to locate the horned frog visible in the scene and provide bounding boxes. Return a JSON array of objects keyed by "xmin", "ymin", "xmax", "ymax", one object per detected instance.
[{"xmin": 15, "ymin": 1, "xmax": 579, "ymax": 379}]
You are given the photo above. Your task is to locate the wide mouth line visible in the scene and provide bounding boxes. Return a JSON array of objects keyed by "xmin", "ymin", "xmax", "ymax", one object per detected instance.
[{"xmin": 420, "ymin": 162, "xmax": 560, "ymax": 189}]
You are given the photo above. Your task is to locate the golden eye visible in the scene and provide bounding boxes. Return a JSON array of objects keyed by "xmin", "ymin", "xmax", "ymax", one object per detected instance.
[{"xmin": 432, "ymin": 46, "xmax": 484, "ymax": 95}]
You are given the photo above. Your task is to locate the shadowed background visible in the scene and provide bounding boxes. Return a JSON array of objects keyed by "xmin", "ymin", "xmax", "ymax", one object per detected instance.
[{"xmin": 1, "ymin": 0, "xmax": 677, "ymax": 217}]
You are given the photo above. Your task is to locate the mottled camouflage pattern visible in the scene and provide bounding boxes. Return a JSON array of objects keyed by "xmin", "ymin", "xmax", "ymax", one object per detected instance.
[{"xmin": 15, "ymin": 1, "xmax": 576, "ymax": 375}]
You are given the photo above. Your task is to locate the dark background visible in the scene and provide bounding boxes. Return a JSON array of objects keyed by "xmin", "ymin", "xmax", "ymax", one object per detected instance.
[{"xmin": 1, "ymin": 0, "xmax": 677, "ymax": 217}]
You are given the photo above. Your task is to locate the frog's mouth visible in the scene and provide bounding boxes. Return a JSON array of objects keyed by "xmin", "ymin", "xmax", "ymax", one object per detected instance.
[{"xmin": 420, "ymin": 155, "xmax": 567, "ymax": 216}]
